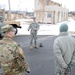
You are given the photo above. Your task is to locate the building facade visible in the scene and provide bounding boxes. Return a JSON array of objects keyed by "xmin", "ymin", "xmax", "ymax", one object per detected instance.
[
  {"xmin": 4, "ymin": 11, "xmax": 24, "ymax": 21},
  {"xmin": 0, "ymin": 9, "xmax": 5, "ymax": 19},
  {"xmin": 0, "ymin": 9, "xmax": 24, "ymax": 21},
  {"xmin": 34, "ymin": 0, "xmax": 69, "ymax": 24}
]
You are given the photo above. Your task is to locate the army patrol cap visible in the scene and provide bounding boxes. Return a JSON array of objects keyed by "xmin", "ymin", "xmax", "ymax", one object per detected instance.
[{"xmin": 1, "ymin": 25, "xmax": 16, "ymax": 33}]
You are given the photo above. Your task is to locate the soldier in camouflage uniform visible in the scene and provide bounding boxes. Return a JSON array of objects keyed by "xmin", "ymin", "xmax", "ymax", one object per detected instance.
[
  {"xmin": 28, "ymin": 17, "xmax": 40, "ymax": 50},
  {"xmin": 0, "ymin": 16, "xmax": 6, "ymax": 39},
  {"xmin": 53, "ymin": 23, "xmax": 75, "ymax": 75},
  {"xmin": 0, "ymin": 25, "xmax": 30, "ymax": 75}
]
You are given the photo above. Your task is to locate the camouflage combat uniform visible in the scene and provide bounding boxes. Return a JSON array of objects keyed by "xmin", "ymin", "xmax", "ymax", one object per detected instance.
[
  {"xmin": 0, "ymin": 25, "xmax": 30, "ymax": 75},
  {"xmin": 28, "ymin": 21, "xmax": 40, "ymax": 49}
]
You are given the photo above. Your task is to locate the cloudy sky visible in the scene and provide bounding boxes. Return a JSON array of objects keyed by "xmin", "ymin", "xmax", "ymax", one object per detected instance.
[{"xmin": 0, "ymin": 0, "xmax": 75, "ymax": 11}]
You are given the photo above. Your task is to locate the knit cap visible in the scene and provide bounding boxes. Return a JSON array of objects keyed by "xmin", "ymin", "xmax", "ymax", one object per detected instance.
[{"xmin": 59, "ymin": 23, "xmax": 68, "ymax": 32}]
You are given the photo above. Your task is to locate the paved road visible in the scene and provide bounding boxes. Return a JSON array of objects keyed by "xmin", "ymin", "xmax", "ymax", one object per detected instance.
[
  {"xmin": 14, "ymin": 35, "xmax": 75, "ymax": 75},
  {"xmin": 14, "ymin": 35, "xmax": 56, "ymax": 75},
  {"xmin": 0, "ymin": 35, "xmax": 75, "ymax": 75}
]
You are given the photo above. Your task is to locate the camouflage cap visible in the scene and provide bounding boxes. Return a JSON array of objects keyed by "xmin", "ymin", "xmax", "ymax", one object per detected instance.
[{"xmin": 1, "ymin": 25, "xmax": 16, "ymax": 33}]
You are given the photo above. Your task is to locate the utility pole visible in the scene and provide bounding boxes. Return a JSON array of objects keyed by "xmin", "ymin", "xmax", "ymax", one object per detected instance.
[{"xmin": 8, "ymin": 0, "xmax": 11, "ymax": 20}]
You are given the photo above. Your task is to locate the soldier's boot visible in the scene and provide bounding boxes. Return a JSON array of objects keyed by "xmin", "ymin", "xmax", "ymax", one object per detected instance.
[
  {"xmin": 34, "ymin": 40, "xmax": 38, "ymax": 48},
  {"xmin": 34, "ymin": 45, "xmax": 38, "ymax": 48},
  {"xmin": 30, "ymin": 45, "xmax": 33, "ymax": 50}
]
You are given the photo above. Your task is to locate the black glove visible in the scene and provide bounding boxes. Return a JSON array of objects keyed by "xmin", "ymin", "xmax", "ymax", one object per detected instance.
[
  {"xmin": 26, "ymin": 70, "xmax": 30, "ymax": 73},
  {"xmin": 64, "ymin": 65, "xmax": 71, "ymax": 74}
]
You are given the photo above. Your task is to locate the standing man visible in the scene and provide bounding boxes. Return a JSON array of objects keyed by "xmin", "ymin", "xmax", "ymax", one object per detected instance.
[
  {"xmin": 28, "ymin": 17, "xmax": 40, "ymax": 50},
  {"xmin": 0, "ymin": 16, "xmax": 6, "ymax": 39},
  {"xmin": 0, "ymin": 25, "xmax": 30, "ymax": 75},
  {"xmin": 53, "ymin": 23, "xmax": 75, "ymax": 75}
]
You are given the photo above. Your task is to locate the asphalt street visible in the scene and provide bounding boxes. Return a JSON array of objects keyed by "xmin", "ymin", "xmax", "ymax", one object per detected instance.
[
  {"xmin": 0, "ymin": 35, "xmax": 75, "ymax": 75},
  {"xmin": 13, "ymin": 35, "xmax": 75, "ymax": 75},
  {"xmin": 14, "ymin": 35, "xmax": 56, "ymax": 75}
]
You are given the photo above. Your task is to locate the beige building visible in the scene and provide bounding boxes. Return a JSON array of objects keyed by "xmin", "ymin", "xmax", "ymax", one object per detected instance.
[
  {"xmin": 68, "ymin": 12, "xmax": 75, "ymax": 19},
  {"xmin": 4, "ymin": 11, "xmax": 24, "ymax": 21},
  {"xmin": 0, "ymin": 9, "xmax": 24, "ymax": 21},
  {"xmin": 34, "ymin": 0, "xmax": 69, "ymax": 24}
]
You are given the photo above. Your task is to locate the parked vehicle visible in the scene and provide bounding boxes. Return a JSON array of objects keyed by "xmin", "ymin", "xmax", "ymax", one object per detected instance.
[{"xmin": 5, "ymin": 21, "xmax": 22, "ymax": 35}]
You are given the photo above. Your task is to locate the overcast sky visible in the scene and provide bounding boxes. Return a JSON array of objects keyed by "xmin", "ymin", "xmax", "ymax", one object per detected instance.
[
  {"xmin": 0, "ymin": 0, "xmax": 75, "ymax": 12},
  {"xmin": 0, "ymin": 0, "xmax": 34, "ymax": 12},
  {"xmin": 52, "ymin": 0, "xmax": 75, "ymax": 11}
]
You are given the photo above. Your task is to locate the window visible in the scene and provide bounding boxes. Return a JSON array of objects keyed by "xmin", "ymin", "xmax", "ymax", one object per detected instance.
[
  {"xmin": 47, "ymin": 13, "xmax": 51, "ymax": 18},
  {"xmin": 46, "ymin": 0, "xmax": 50, "ymax": 5}
]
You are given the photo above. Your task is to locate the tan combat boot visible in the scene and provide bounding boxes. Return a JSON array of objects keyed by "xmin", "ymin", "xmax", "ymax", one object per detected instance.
[
  {"xmin": 30, "ymin": 45, "xmax": 33, "ymax": 50},
  {"xmin": 34, "ymin": 45, "xmax": 38, "ymax": 48}
]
